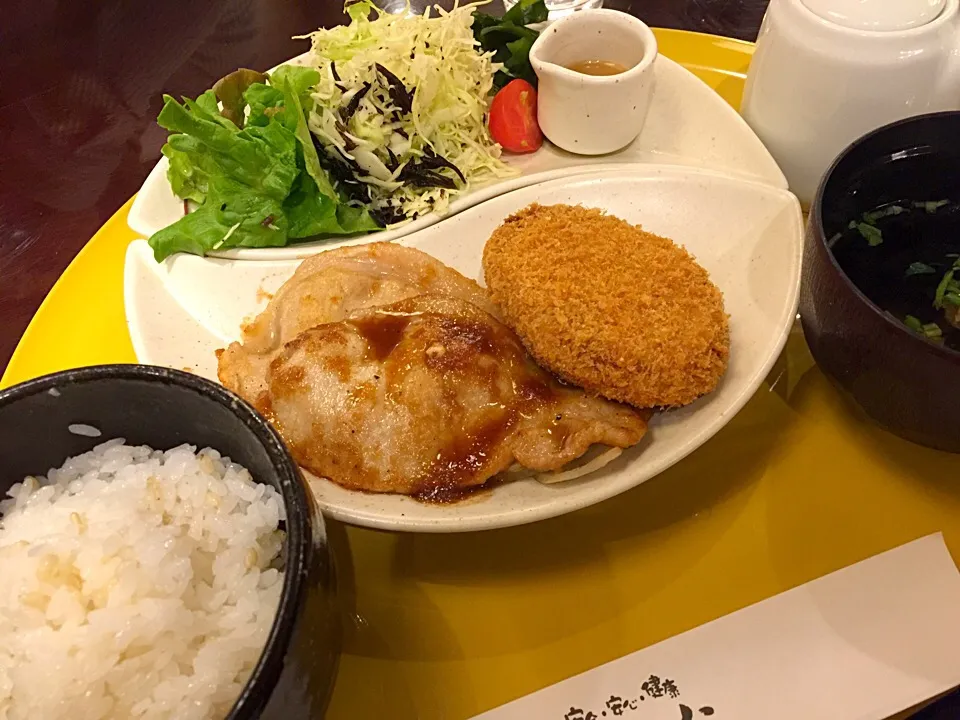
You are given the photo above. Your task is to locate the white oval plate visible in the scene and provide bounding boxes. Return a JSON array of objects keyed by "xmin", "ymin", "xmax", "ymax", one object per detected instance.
[
  {"xmin": 127, "ymin": 54, "xmax": 786, "ymax": 260},
  {"xmin": 126, "ymin": 166, "xmax": 803, "ymax": 532}
]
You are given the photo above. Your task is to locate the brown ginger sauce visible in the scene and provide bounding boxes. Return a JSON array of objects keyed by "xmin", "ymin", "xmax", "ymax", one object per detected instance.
[
  {"xmin": 566, "ymin": 59, "xmax": 630, "ymax": 76},
  {"xmin": 276, "ymin": 306, "xmax": 574, "ymax": 504},
  {"xmin": 351, "ymin": 313, "xmax": 412, "ymax": 361}
]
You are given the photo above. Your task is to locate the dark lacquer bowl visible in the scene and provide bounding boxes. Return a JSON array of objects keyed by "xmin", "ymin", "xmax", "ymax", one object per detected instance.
[
  {"xmin": 0, "ymin": 365, "xmax": 340, "ymax": 719},
  {"xmin": 801, "ymin": 112, "xmax": 960, "ymax": 453}
]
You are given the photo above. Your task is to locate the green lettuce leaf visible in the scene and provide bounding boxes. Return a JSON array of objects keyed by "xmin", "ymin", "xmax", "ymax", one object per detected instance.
[
  {"xmin": 193, "ymin": 90, "xmax": 238, "ymax": 130},
  {"xmin": 162, "ymin": 143, "xmax": 211, "ymax": 204},
  {"xmin": 148, "ymin": 178, "xmax": 288, "ymax": 261},
  {"xmin": 271, "ymin": 65, "xmax": 321, "ymax": 105},
  {"xmin": 158, "ymin": 95, "xmax": 299, "ymax": 200},
  {"xmin": 283, "ymin": 173, "xmax": 380, "ymax": 239},
  {"xmin": 244, "ymin": 83, "xmax": 286, "ymax": 128},
  {"xmin": 149, "ymin": 65, "xmax": 381, "ymax": 262},
  {"xmin": 334, "ymin": 204, "xmax": 382, "ymax": 234},
  {"xmin": 270, "ymin": 67, "xmax": 338, "ymax": 199}
]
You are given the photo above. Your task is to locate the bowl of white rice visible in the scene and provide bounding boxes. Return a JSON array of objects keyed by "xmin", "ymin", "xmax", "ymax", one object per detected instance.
[{"xmin": 0, "ymin": 364, "xmax": 339, "ymax": 720}]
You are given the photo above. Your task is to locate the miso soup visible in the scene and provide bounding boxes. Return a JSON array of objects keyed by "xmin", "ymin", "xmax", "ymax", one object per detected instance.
[{"xmin": 830, "ymin": 198, "xmax": 960, "ymax": 351}]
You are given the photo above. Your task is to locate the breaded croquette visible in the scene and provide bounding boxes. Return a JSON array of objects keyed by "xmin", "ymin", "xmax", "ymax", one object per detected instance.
[{"xmin": 482, "ymin": 203, "xmax": 729, "ymax": 408}]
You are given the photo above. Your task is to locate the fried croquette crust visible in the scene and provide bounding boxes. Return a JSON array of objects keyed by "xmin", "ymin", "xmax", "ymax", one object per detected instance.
[{"xmin": 481, "ymin": 203, "xmax": 730, "ymax": 408}]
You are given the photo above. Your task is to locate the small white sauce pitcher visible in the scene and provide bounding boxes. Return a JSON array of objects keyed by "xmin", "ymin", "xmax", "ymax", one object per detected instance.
[
  {"xmin": 530, "ymin": 10, "xmax": 658, "ymax": 155},
  {"xmin": 742, "ymin": 0, "xmax": 960, "ymax": 205}
]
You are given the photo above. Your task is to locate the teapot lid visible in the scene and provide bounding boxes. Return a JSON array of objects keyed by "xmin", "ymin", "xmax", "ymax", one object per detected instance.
[{"xmin": 801, "ymin": 0, "xmax": 945, "ymax": 31}]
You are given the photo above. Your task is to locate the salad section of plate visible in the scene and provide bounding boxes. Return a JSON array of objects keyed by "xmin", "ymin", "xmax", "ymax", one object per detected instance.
[
  {"xmin": 128, "ymin": 48, "xmax": 786, "ymax": 262},
  {"xmin": 125, "ymin": 166, "xmax": 803, "ymax": 532}
]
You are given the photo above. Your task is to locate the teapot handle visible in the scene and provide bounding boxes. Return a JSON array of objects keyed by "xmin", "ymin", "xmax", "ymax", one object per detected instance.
[{"xmin": 934, "ymin": 26, "xmax": 960, "ymax": 111}]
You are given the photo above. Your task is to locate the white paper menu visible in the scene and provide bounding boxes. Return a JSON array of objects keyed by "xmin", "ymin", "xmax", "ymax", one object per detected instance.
[{"xmin": 473, "ymin": 534, "xmax": 960, "ymax": 720}]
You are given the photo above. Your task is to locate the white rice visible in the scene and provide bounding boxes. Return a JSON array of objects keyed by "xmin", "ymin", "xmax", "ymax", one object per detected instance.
[{"xmin": 0, "ymin": 440, "xmax": 286, "ymax": 720}]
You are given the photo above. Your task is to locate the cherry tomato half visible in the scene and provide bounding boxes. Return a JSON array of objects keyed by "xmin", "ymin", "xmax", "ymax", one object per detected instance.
[{"xmin": 488, "ymin": 79, "xmax": 543, "ymax": 154}]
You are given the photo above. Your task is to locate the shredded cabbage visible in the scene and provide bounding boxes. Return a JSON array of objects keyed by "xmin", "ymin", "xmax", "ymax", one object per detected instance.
[{"xmin": 300, "ymin": 0, "xmax": 518, "ymax": 225}]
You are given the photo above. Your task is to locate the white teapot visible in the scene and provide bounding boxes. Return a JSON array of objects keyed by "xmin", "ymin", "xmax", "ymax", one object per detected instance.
[{"xmin": 741, "ymin": 0, "xmax": 960, "ymax": 205}]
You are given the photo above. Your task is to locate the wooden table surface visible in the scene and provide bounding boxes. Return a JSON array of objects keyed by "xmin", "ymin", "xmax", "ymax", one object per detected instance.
[{"xmin": 0, "ymin": 0, "xmax": 770, "ymax": 372}]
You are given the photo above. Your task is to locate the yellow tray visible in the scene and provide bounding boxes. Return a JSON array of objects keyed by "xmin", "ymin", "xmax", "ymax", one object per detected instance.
[{"xmin": 3, "ymin": 30, "xmax": 956, "ymax": 720}]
